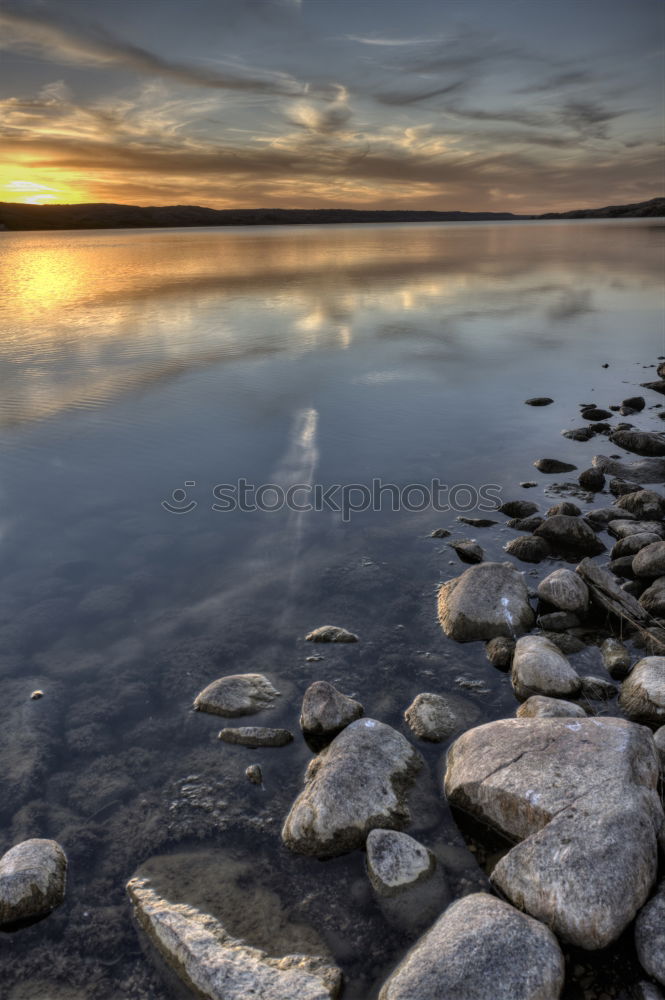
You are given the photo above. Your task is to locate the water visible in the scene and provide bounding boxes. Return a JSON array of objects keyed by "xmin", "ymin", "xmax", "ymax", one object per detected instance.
[{"xmin": 0, "ymin": 220, "xmax": 663, "ymax": 998}]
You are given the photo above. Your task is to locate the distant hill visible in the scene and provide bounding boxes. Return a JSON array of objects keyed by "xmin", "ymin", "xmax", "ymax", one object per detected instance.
[{"xmin": 0, "ymin": 197, "xmax": 662, "ymax": 232}]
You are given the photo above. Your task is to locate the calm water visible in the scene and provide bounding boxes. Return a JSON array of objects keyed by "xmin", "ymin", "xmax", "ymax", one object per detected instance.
[{"xmin": 0, "ymin": 220, "xmax": 663, "ymax": 998}]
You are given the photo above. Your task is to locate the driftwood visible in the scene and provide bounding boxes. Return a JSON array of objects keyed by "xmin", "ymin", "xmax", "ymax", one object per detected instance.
[{"xmin": 576, "ymin": 558, "xmax": 665, "ymax": 653}]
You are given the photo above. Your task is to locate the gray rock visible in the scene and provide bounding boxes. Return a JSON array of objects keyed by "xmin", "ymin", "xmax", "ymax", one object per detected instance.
[
  {"xmin": 516, "ymin": 696, "xmax": 586, "ymax": 719},
  {"xmin": 579, "ymin": 675, "xmax": 618, "ymax": 700},
  {"xmin": 218, "ymin": 727, "xmax": 293, "ymax": 747},
  {"xmin": 430, "ymin": 528, "xmax": 451, "ymax": 538},
  {"xmin": 503, "ymin": 535, "xmax": 551, "ymax": 563},
  {"xmin": 457, "ymin": 517, "xmax": 498, "ymax": 528},
  {"xmin": 582, "ymin": 407, "xmax": 612, "ymax": 421},
  {"xmin": 0, "ymin": 839, "xmax": 67, "ymax": 928},
  {"xmin": 546, "ymin": 501, "xmax": 581, "ymax": 517},
  {"xmin": 499, "ymin": 500, "xmax": 539, "ymax": 519},
  {"xmin": 534, "ymin": 515, "xmax": 605, "ymax": 555},
  {"xmin": 608, "ymin": 519, "xmax": 665, "ymax": 540},
  {"xmin": 534, "ymin": 458, "xmax": 577, "ymax": 474},
  {"xmin": 485, "ymin": 636, "xmax": 515, "ymax": 670},
  {"xmin": 641, "ymin": 380, "xmax": 665, "ymax": 394},
  {"xmin": 611, "ymin": 532, "xmax": 663, "ymax": 559},
  {"xmin": 445, "ymin": 717, "xmax": 662, "ymax": 948},
  {"xmin": 616, "ymin": 490, "xmax": 665, "ymax": 520},
  {"xmin": 635, "ymin": 880, "xmax": 665, "ymax": 986},
  {"xmin": 619, "ymin": 657, "xmax": 665, "ymax": 725},
  {"xmin": 610, "ymin": 477, "xmax": 642, "ymax": 496},
  {"xmin": 377, "ymin": 893, "xmax": 564, "ymax": 1000},
  {"xmin": 600, "ymin": 638, "xmax": 632, "ymax": 679},
  {"xmin": 282, "ymin": 719, "xmax": 423, "ymax": 857},
  {"xmin": 541, "ymin": 631, "xmax": 587, "ymax": 655},
  {"xmin": 579, "ymin": 467, "xmax": 605, "ymax": 491},
  {"xmin": 635, "ymin": 982, "xmax": 664, "ymax": 1000},
  {"xmin": 437, "ymin": 562, "xmax": 535, "ymax": 642},
  {"xmin": 654, "ymin": 726, "xmax": 665, "ymax": 771},
  {"xmin": 537, "ymin": 568, "xmax": 589, "ymax": 615},
  {"xmin": 610, "ymin": 430, "xmax": 665, "ymax": 457},
  {"xmin": 634, "ymin": 542, "xmax": 665, "ymax": 578},
  {"xmin": 593, "ymin": 454, "xmax": 665, "ymax": 484},
  {"xmin": 126, "ymin": 875, "xmax": 342, "ymax": 1000},
  {"xmin": 404, "ymin": 693, "xmax": 460, "ymax": 742},
  {"xmin": 507, "ymin": 515, "xmax": 544, "ymax": 532},
  {"xmin": 305, "ymin": 626, "xmax": 358, "ymax": 643},
  {"xmin": 300, "ymin": 681, "xmax": 364, "ymax": 741},
  {"xmin": 511, "ymin": 635, "xmax": 581, "ymax": 700},
  {"xmin": 245, "ymin": 764, "xmax": 263, "ymax": 785},
  {"xmin": 525, "ymin": 397, "xmax": 554, "ymax": 406},
  {"xmin": 366, "ymin": 830, "xmax": 434, "ymax": 896},
  {"xmin": 621, "ymin": 396, "xmax": 646, "ymax": 413},
  {"xmin": 586, "ymin": 506, "xmax": 636, "ymax": 527},
  {"xmin": 563, "ymin": 426, "xmax": 594, "ymax": 442},
  {"xmin": 640, "ymin": 577, "xmax": 665, "ymax": 617},
  {"xmin": 194, "ymin": 673, "xmax": 280, "ymax": 718},
  {"xmin": 611, "ymin": 555, "xmax": 638, "ymax": 579},
  {"xmin": 537, "ymin": 611, "xmax": 580, "ymax": 631},
  {"xmin": 448, "ymin": 538, "xmax": 484, "ymax": 564}
]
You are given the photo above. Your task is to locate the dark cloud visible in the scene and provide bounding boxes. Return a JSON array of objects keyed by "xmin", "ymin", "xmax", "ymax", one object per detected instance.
[
  {"xmin": 558, "ymin": 100, "xmax": 625, "ymax": 138},
  {"xmin": 375, "ymin": 80, "xmax": 466, "ymax": 106}
]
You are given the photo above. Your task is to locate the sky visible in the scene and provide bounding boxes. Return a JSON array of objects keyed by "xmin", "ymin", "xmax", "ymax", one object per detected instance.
[{"xmin": 0, "ymin": 0, "xmax": 663, "ymax": 212}]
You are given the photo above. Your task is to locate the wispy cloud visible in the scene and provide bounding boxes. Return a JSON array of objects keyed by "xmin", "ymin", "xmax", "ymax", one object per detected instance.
[{"xmin": 344, "ymin": 35, "xmax": 443, "ymax": 47}]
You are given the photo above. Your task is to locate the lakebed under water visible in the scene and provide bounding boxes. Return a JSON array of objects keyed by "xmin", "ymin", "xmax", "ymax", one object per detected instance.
[{"xmin": 0, "ymin": 219, "xmax": 663, "ymax": 998}]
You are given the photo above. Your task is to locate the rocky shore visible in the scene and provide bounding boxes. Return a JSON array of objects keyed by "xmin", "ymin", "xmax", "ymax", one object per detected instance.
[{"xmin": 3, "ymin": 358, "xmax": 665, "ymax": 999}]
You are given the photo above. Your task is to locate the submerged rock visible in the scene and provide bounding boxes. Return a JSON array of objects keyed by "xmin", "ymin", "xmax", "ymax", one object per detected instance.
[
  {"xmin": 448, "ymin": 538, "xmax": 484, "ymax": 564},
  {"xmin": 437, "ymin": 562, "xmax": 535, "ymax": 642},
  {"xmin": 537, "ymin": 568, "xmax": 589, "ymax": 615},
  {"xmin": 445, "ymin": 717, "xmax": 663, "ymax": 949},
  {"xmin": 377, "ymin": 893, "xmax": 564, "ymax": 1000},
  {"xmin": 600, "ymin": 638, "xmax": 632, "ymax": 679},
  {"xmin": 404, "ymin": 692, "xmax": 460, "ymax": 742},
  {"xmin": 503, "ymin": 535, "xmax": 550, "ymax": 563},
  {"xmin": 635, "ymin": 881, "xmax": 665, "ymax": 987},
  {"xmin": 305, "ymin": 626, "xmax": 358, "ymax": 643},
  {"xmin": 365, "ymin": 830, "xmax": 434, "ymax": 896},
  {"xmin": 516, "ymin": 695, "xmax": 586, "ymax": 719},
  {"xmin": 194, "ymin": 674, "xmax": 280, "ymax": 718},
  {"xmin": 619, "ymin": 657, "xmax": 665, "ymax": 725},
  {"xmin": 533, "ymin": 458, "xmax": 577, "ymax": 474},
  {"xmin": 300, "ymin": 681, "xmax": 364, "ymax": 742},
  {"xmin": 0, "ymin": 839, "xmax": 67, "ymax": 928},
  {"xmin": 282, "ymin": 719, "xmax": 423, "ymax": 857},
  {"xmin": 593, "ymin": 454, "xmax": 665, "ymax": 485},
  {"xmin": 534, "ymin": 515, "xmax": 605, "ymax": 555},
  {"xmin": 218, "ymin": 727, "xmax": 294, "ymax": 748},
  {"xmin": 511, "ymin": 635, "xmax": 581, "ymax": 700},
  {"xmin": 126, "ymin": 874, "xmax": 342, "ymax": 1000}
]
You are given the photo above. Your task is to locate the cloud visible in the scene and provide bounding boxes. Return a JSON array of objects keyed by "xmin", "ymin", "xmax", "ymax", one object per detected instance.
[
  {"xmin": 558, "ymin": 100, "xmax": 626, "ymax": 138},
  {"xmin": 375, "ymin": 81, "xmax": 466, "ymax": 107},
  {"xmin": 344, "ymin": 35, "xmax": 443, "ymax": 47},
  {"xmin": 288, "ymin": 85, "xmax": 352, "ymax": 133}
]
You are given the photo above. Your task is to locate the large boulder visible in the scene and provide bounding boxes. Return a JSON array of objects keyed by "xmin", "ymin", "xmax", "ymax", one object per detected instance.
[
  {"xmin": 0, "ymin": 839, "xmax": 67, "ymax": 928},
  {"xmin": 193, "ymin": 674, "xmax": 280, "ymax": 717},
  {"xmin": 282, "ymin": 719, "xmax": 423, "ymax": 857},
  {"xmin": 511, "ymin": 635, "xmax": 581, "ymax": 700},
  {"xmin": 537, "ymin": 568, "xmax": 589, "ymax": 615},
  {"xmin": 445, "ymin": 717, "xmax": 663, "ymax": 949},
  {"xmin": 634, "ymin": 542, "xmax": 665, "ymax": 578},
  {"xmin": 619, "ymin": 657, "xmax": 665, "ymax": 725},
  {"xmin": 377, "ymin": 893, "xmax": 564, "ymax": 1000},
  {"xmin": 437, "ymin": 563, "xmax": 534, "ymax": 642},
  {"xmin": 635, "ymin": 881, "xmax": 665, "ymax": 987},
  {"xmin": 127, "ymin": 870, "xmax": 342, "ymax": 1000},
  {"xmin": 534, "ymin": 516, "xmax": 605, "ymax": 555}
]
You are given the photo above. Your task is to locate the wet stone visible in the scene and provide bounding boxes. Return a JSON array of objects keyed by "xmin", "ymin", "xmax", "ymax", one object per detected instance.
[
  {"xmin": 0, "ymin": 839, "xmax": 67, "ymax": 929},
  {"xmin": 300, "ymin": 681, "xmax": 364, "ymax": 741},
  {"xmin": 517, "ymin": 695, "xmax": 586, "ymax": 719},
  {"xmin": 485, "ymin": 637, "xmax": 515, "ymax": 670},
  {"xmin": 305, "ymin": 626, "xmax": 358, "ymax": 643},
  {"xmin": 365, "ymin": 830, "xmax": 434, "ymax": 896},
  {"xmin": 448, "ymin": 538, "xmax": 484, "ymax": 564},
  {"xmin": 218, "ymin": 727, "xmax": 294, "ymax": 748},
  {"xmin": 503, "ymin": 535, "xmax": 551, "ymax": 563},
  {"xmin": 193, "ymin": 673, "xmax": 281, "ymax": 718},
  {"xmin": 600, "ymin": 638, "xmax": 632, "ymax": 679},
  {"xmin": 404, "ymin": 692, "xmax": 460, "ymax": 742}
]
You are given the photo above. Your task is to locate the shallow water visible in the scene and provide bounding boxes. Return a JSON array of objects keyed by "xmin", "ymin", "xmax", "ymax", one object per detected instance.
[{"xmin": 0, "ymin": 219, "xmax": 663, "ymax": 997}]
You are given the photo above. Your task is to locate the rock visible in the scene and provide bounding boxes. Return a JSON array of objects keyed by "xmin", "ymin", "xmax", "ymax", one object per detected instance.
[
  {"xmin": 404, "ymin": 693, "xmax": 460, "ymax": 742},
  {"xmin": 430, "ymin": 528, "xmax": 451, "ymax": 538},
  {"xmin": 516, "ymin": 696, "xmax": 586, "ymax": 719},
  {"xmin": 449, "ymin": 538, "xmax": 484, "ymax": 564},
  {"xmin": 30, "ymin": 689, "xmax": 44, "ymax": 700},
  {"xmin": 611, "ymin": 532, "xmax": 662, "ymax": 559},
  {"xmin": 611, "ymin": 430, "xmax": 665, "ymax": 457},
  {"xmin": 445, "ymin": 717, "xmax": 663, "ymax": 949},
  {"xmin": 300, "ymin": 681, "xmax": 364, "ymax": 741},
  {"xmin": 658, "ymin": 363, "xmax": 665, "ymax": 379},
  {"xmin": 305, "ymin": 626, "xmax": 358, "ymax": 643},
  {"xmin": 541, "ymin": 631, "xmax": 587, "ymax": 655},
  {"xmin": 654, "ymin": 727, "xmax": 665, "ymax": 770},
  {"xmin": 600, "ymin": 638, "xmax": 632, "ymax": 679},
  {"xmin": 520, "ymin": 481, "xmax": 538, "ymax": 488},
  {"xmin": 642, "ymin": 380, "xmax": 665, "ymax": 395},
  {"xmin": 535, "ymin": 515, "xmax": 605, "ymax": 555},
  {"xmin": 610, "ymin": 477, "xmax": 641, "ymax": 496},
  {"xmin": 525, "ymin": 397, "xmax": 554, "ymax": 406},
  {"xmin": 126, "ymin": 875, "xmax": 342, "ymax": 1000},
  {"xmin": 534, "ymin": 458, "xmax": 577, "ymax": 474},
  {"xmin": 609, "ymin": 519, "xmax": 665, "ymax": 540},
  {"xmin": 194, "ymin": 674, "xmax": 280, "ymax": 718},
  {"xmin": 437, "ymin": 562, "xmax": 535, "ymax": 642},
  {"xmin": 563, "ymin": 427, "xmax": 594, "ymax": 442},
  {"xmin": 377, "ymin": 893, "xmax": 565, "ymax": 1000},
  {"xmin": 616, "ymin": 489, "xmax": 665, "ymax": 520},
  {"xmin": 634, "ymin": 542, "xmax": 665, "ymax": 578},
  {"xmin": 582, "ymin": 407, "xmax": 613, "ymax": 421},
  {"xmin": 537, "ymin": 611, "xmax": 580, "ymax": 631},
  {"xmin": 507, "ymin": 515, "xmax": 544, "ymax": 532},
  {"xmin": 546, "ymin": 501, "xmax": 581, "ymax": 517},
  {"xmin": 579, "ymin": 468, "xmax": 605, "ymax": 491},
  {"xmin": 635, "ymin": 982, "xmax": 665, "ymax": 1000},
  {"xmin": 245, "ymin": 764, "xmax": 263, "ymax": 785},
  {"xmin": 0, "ymin": 839, "xmax": 67, "ymax": 928},
  {"xmin": 503, "ymin": 535, "xmax": 551, "ymax": 563},
  {"xmin": 511, "ymin": 635, "xmax": 581, "ymax": 700},
  {"xmin": 282, "ymin": 719, "xmax": 423, "ymax": 857},
  {"xmin": 218, "ymin": 727, "xmax": 293, "ymax": 748},
  {"xmin": 538, "ymin": 568, "xmax": 589, "ymax": 614},
  {"xmin": 457, "ymin": 517, "xmax": 498, "ymax": 528},
  {"xmin": 619, "ymin": 657, "xmax": 665, "ymax": 725},
  {"xmin": 593, "ymin": 453, "xmax": 665, "ymax": 484},
  {"xmin": 485, "ymin": 636, "xmax": 515, "ymax": 670},
  {"xmin": 579, "ymin": 675, "xmax": 618, "ymax": 700},
  {"xmin": 635, "ymin": 881, "xmax": 665, "ymax": 986},
  {"xmin": 499, "ymin": 500, "xmax": 539, "ymax": 519},
  {"xmin": 640, "ymin": 577, "xmax": 665, "ymax": 617},
  {"xmin": 622, "ymin": 396, "xmax": 646, "ymax": 413},
  {"xmin": 611, "ymin": 555, "xmax": 638, "ymax": 579},
  {"xmin": 585, "ymin": 506, "xmax": 636, "ymax": 527},
  {"xmin": 365, "ymin": 830, "xmax": 434, "ymax": 896}
]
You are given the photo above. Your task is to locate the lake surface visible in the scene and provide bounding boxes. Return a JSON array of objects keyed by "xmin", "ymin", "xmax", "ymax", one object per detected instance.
[{"xmin": 0, "ymin": 219, "xmax": 663, "ymax": 998}]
